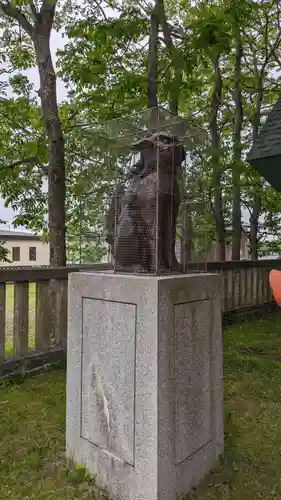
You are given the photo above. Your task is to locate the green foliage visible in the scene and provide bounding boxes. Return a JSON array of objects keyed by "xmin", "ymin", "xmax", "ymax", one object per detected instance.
[
  {"xmin": 0, "ymin": 89, "xmax": 48, "ymax": 234},
  {"xmin": 0, "ymin": 0, "xmax": 281, "ymax": 259},
  {"xmin": 0, "ymin": 241, "xmax": 10, "ymax": 263},
  {"xmin": 55, "ymin": 0, "xmax": 281, "ymax": 259}
]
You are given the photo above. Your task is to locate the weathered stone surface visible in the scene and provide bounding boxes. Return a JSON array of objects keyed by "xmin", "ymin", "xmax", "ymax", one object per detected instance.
[
  {"xmin": 81, "ymin": 298, "xmax": 136, "ymax": 465},
  {"xmin": 66, "ymin": 272, "xmax": 224, "ymax": 500},
  {"xmin": 174, "ymin": 300, "xmax": 212, "ymax": 465}
]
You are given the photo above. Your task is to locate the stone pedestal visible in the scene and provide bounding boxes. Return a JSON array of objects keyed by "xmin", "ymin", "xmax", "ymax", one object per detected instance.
[{"xmin": 66, "ymin": 272, "xmax": 224, "ymax": 500}]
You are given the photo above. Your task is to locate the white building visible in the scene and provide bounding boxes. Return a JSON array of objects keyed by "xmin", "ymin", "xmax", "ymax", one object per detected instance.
[{"xmin": 0, "ymin": 230, "xmax": 49, "ymax": 266}]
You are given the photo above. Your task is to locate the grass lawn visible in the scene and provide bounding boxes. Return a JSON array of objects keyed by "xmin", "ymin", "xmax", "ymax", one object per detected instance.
[
  {"xmin": 188, "ymin": 311, "xmax": 281, "ymax": 499},
  {"xmin": 5, "ymin": 283, "xmax": 36, "ymax": 356},
  {"xmin": 0, "ymin": 369, "xmax": 110, "ymax": 500},
  {"xmin": 2, "ymin": 313, "xmax": 281, "ymax": 499}
]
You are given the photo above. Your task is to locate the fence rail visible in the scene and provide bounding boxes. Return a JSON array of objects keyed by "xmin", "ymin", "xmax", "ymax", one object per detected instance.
[
  {"xmin": 0, "ymin": 263, "xmax": 113, "ymax": 378},
  {"xmin": 0, "ymin": 260, "xmax": 280, "ymax": 378},
  {"xmin": 186, "ymin": 259, "xmax": 281, "ymax": 313}
]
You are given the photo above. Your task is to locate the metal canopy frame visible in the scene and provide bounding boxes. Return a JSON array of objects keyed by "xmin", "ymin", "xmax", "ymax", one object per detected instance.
[
  {"xmin": 75, "ymin": 106, "xmax": 208, "ymax": 152},
  {"xmin": 67, "ymin": 106, "xmax": 209, "ymax": 266}
]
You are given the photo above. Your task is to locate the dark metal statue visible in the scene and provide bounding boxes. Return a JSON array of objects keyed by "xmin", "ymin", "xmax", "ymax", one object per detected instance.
[{"xmin": 105, "ymin": 132, "xmax": 186, "ymax": 273}]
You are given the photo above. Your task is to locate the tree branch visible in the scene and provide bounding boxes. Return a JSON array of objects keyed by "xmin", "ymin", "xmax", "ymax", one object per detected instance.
[
  {"xmin": 273, "ymin": 49, "xmax": 281, "ymax": 69},
  {"xmin": 261, "ymin": 21, "xmax": 281, "ymax": 72},
  {"xmin": 40, "ymin": 0, "xmax": 56, "ymax": 16},
  {"xmin": 90, "ymin": 0, "xmax": 107, "ymax": 21},
  {"xmin": 276, "ymin": 0, "xmax": 281, "ymax": 29},
  {"xmin": 2, "ymin": 155, "xmax": 46, "ymax": 171},
  {"xmin": 29, "ymin": 0, "xmax": 38, "ymax": 21},
  {"xmin": 0, "ymin": 1, "xmax": 34, "ymax": 37},
  {"xmin": 264, "ymin": 12, "xmax": 269, "ymax": 60}
]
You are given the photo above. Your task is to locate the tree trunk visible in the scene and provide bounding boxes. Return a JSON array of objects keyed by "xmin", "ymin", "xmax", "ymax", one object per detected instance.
[
  {"xmin": 147, "ymin": 8, "xmax": 159, "ymax": 108},
  {"xmin": 231, "ymin": 29, "xmax": 243, "ymax": 260},
  {"xmin": 250, "ymin": 88, "xmax": 263, "ymax": 260},
  {"xmin": 250, "ymin": 200, "xmax": 260, "ymax": 260},
  {"xmin": 0, "ymin": 1, "xmax": 66, "ymax": 266},
  {"xmin": 157, "ymin": 0, "xmax": 181, "ymax": 115},
  {"xmin": 34, "ymin": 21, "xmax": 66, "ymax": 266},
  {"xmin": 209, "ymin": 56, "xmax": 225, "ymax": 261}
]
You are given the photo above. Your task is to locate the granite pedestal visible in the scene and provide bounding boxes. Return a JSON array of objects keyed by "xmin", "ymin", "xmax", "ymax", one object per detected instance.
[{"xmin": 66, "ymin": 272, "xmax": 224, "ymax": 500}]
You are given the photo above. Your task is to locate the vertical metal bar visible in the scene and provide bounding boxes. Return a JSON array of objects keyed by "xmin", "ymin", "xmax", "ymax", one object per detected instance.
[
  {"xmin": 114, "ymin": 159, "xmax": 118, "ymax": 274},
  {"xmin": 170, "ymin": 136, "xmax": 175, "ymax": 271},
  {"xmin": 155, "ymin": 107, "xmax": 160, "ymax": 275}
]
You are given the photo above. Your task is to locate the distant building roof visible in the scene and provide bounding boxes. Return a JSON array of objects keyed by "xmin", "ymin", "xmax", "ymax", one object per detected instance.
[
  {"xmin": 247, "ymin": 95, "xmax": 281, "ymax": 161},
  {"xmin": 0, "ymin": 229, "xmax": 41, "ymax": 241},
  {"xmin": 247, "ymin": 95, "xmax": 281, "ymax": 192},
  {"xmin": 259, "ymin": 255, "xmax": 279, "ymax": 260}
]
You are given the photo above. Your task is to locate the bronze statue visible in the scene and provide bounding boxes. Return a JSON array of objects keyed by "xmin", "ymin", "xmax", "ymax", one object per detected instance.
[{"xmin": 105, "ymin": 132, "xmax": 186, "ymax": 273}]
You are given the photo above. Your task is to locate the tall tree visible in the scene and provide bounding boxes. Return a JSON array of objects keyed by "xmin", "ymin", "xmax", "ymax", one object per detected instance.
[
  {"xmin": 45, "ymin": 0, "xmax": 281, "ymax": 262},
  {"xmin": 210, "ymin": 53, "xmax": 225, "ymax": 260},
  {"xmin": 190, "ymin": 2, "xmax": 232, "ymax": 260},
  {"xmin": 243, "ymin": 0, "xmax": 281, "ymax": 259},
  {"xmin": 231, "ymin": 26, "xmax": 243, "ymax": 260},
  {"xmin": 0, "ymin": 0, "xmax": 66, "ymax": 266}
]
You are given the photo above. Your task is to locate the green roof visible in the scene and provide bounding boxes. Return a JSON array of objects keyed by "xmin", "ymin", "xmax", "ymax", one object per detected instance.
[{"xmin": 247, "ymin": 95, "xmax": 281, "ymax": 192}]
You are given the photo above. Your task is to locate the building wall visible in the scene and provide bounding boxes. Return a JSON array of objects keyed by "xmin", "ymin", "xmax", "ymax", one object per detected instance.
[{"xmin": 1, "ymin": 238, "xmax": 50, "ymax": 266}]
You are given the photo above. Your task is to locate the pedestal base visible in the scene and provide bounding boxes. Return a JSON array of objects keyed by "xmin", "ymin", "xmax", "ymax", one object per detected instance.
[{"xmin": 66, "ymin": 272, "xmax": 224, "ymax": 500}]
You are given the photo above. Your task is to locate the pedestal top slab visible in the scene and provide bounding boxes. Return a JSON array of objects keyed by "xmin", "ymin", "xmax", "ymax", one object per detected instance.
[{"xmin": 73, "ymin": 271, "xmax": 219, "ymax": 280}]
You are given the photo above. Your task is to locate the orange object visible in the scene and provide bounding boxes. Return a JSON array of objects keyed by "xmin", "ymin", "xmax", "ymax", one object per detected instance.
[{"xmin": 269, "ymin": 269, "xmax": 281, "ymax": 307}]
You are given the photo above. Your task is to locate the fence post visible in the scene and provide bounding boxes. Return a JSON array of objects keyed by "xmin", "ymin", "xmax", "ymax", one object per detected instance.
[
  {"xmin": 35, "ymin": 281, "xmax": 51, "ymax": 352},
  {"xmin": 0, "ymin": 283, "xmax": 5, "ymax": 361},
  {"xmin": 54, "ymin": 279, "xmax": 68, "ymax": 347},
  {"xmin": 14, "ymin": 282, "xmax": 29, "ymax": 357}
]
